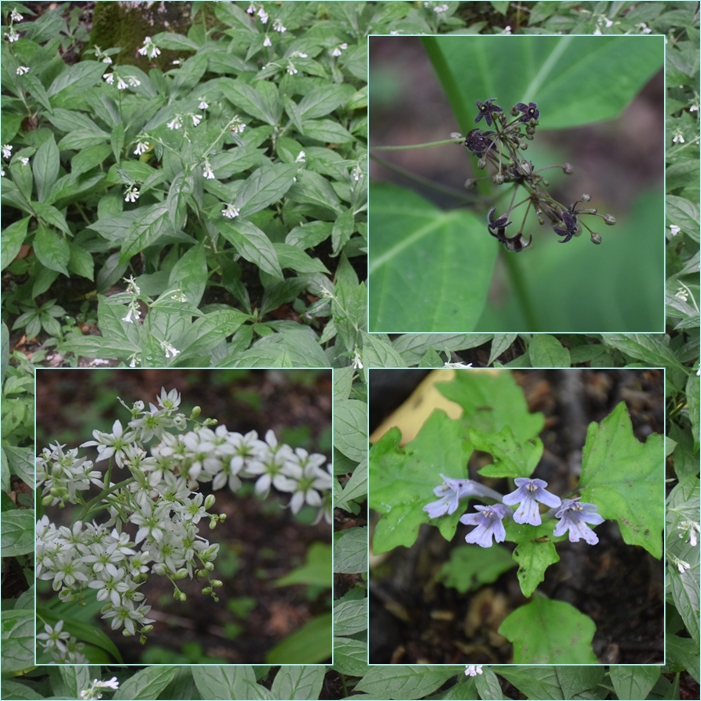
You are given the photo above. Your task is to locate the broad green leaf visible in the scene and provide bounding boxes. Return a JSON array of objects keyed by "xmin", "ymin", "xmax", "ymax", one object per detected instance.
[
  {"xmin": 114, "ymin": 667, "xmax": 178, "ymax": 700},
  {"xmin": 609, "ymin": 666, "xmax": 661, "ymax": 701},
  {"xmin": 175, "ymin": 309, "xmax": 248, "ymax": 362},
  {"xmin": 475, "ymin": 669, "xmax": 503, "ymax": 700},
  {"xmin": 335, "ymin": 460, "xmax": 367, "ymax": 511},
  {"xmin": 332, "ymin": 208, "xmax": 355, "ymax": 254},
  {"xmin": 333, "ymin": 637, "xmax": 369, "ymax": 678},
  {"xmin": 273, "ymin": 242, "xmax": 330, "ymax": 274},
  {"xmin": 218, "ymin": 219, "xmax": 284, "ymax": 280},
  {"xmin": 234, "ymin": 164, "xmax": 298, "ymax": 217},
  {"xmin": 356, "ymin": 666, "xmax": 461, "ymax": 700},
  {"xmin": 369, "ymin": 183, "xmax": 497, "ymax": 332},
  {"xmin": 223, "ymin": 329, "xmax": 329, "ymax": 368},
  {"xmin": 370, "ymin": 412, "xmax": 471, "ymax": 553},
  {"xmin": 687, "ymin": 370, "xmax": 699, "ymax": 450},
  {"xmin": 1, "ymin": 680, "xmax": 44, "ymax": 700},
  {"xmin": 528, "ymin": 335, "xmax": 571, "ymax": 367},
  {"xmin": 495, "ymin": 666, "xmax": 605, "ymax": 700},
  {"xmin": 333, "ymin": 279, "xmax": 366, "ymax": 352},
  {"xmin": 298, "ymin": 84, "xmax": 355, "ymax": 119},
  {"xmin": 4, "ymin": 446, "xmax": 34, "ymax": 490},
  {"xmin": 334, "ymin": 527, "xmax": 367, "ymax": 574},
  {"xmin": 32, "ymin": 134, "xmax": 60, "ymax": 202},
  {"xmin": 424, "ymin": 35, "xmax": 663, "ymax": 130},
  {"xmin": 221, "ymin": 79, "xmax": 281, "ymax": 125},
  {"xmin": 471, "ymin": 425, "xmax": 543, "ymax": 478},
  {"xmin": 286, "ymin": 170, "xmax": 342, "ymax": 214},
  {"xmin": 498, "ymin": 596, "xmax": 597, "ymax": 664},
  {"xmin": 334, "ymin": 598, "xmax": 367, "ymax": 637},
  {"xmin": 361, "ymin": 331, "xmax": 407, "ymax": 368},
  {"xmin": 33, "ymin": 223, "xmax": 70, "ymax": 276},
  {"xmin": 168, "ymin": 244, "xmax": 207, "ymax": 307},
  {"xmin": 1, "ymin": 216, "xmax": 30, "ymax": 271},
  {"xmin": 392, "ymin": 334, "xmax": 492, "ymax": 365},
  {"xmin": 47, "ymin": 61, "xmax": 105, "ymax": 99},
  {"xmin": 33, "ymin": 202, "xmax": 71, "ymax": 236},
  {"xmin": 1, "ymin": 609, "xmax": 34, "ymax": 674},
  {"xmin": 302, "ymin": 119, "xmax": 355, "ymax": 144},
  {"xmin": 602, "ymin": 334, "xmax": 687, "ymax": 371},
  {"xmin": 666, "ymin": 194, "xmax": 699, "ymax": 238},
  {"xmin": 437, "ymin": 544, "xmax": 516, "ymax": 593},
  {"xmin": 1, "ymin": 509, "xmax": 34, "ymax": 556},
  {"xmin": 335, "ymin": 398, "xmax": 367, "ymax": 463},
  {"xmin": 265, "ymin": 613, "xmax": 332, "ymax": 664},
  {"xmin": 59, "ymin": 666, "xmax": 91, "ymax": 700},
  {"xmin": 505, "ymin": 519, "xmax": 563, "ymax": 597},
  {"xmin": 275, "ymin": 542, "xmax": 332, "ymax": 588},
  {"xmin": 489, "ymin": 334, "xmax": 517, "ymax": 365},
  {"xmin": 119, "ymin": 204, "xmax": 173, "ymax": 263},
  {"xmin": 580, "ymin": 401, "xmax": 664, "ymax": 558},
  {"xmin": 192, "ymin": 666, "xmax": 272, "ymax": 700},
  {"xmin": 666, "ymin": 634, "xmax": 700, "ymax": 683},
  {"xmin": 270, "ymin": 666, "xmax": 325, "ymax": 701}
]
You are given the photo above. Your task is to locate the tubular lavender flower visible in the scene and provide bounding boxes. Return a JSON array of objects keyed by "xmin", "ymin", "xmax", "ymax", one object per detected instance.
[
  {"xmin": 460, "ymin": 503, "xmax": 511, "ymax": 548},
  {"xmin": 424, "ymin": 473, "xmax": 503, "ymax": 518},
  {"xmin": 502, "ymin": 477, "xmax": 561, "ymax": 526},
  {"xmin": 553, "ymin": 497, "xmax": 605, "ymax": 545}
]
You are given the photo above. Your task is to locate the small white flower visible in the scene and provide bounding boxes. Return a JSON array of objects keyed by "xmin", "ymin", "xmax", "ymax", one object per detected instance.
[
  {"xmin": 124, "ymin": 186, "xmax": 140, "ymax": 203},
  {"xmin": 352, "ymin": 349, "xmax": 363, "ymax": 370},
  {"xmin": 167, "ymin": 116, "xmax": 183, "ymax": 130},
  {"xmin": 102, "ymin": 56, "xmax": 112, "ymax": 64},
  {"xmin": 247, "ymin": 4, "xmax": 256, "ymax": 14},
  {"xmin": 434, "ymin": 3, "xmax": 449, "ymax": 13},
  {"xmin": 198, "ymin": 99, "xmax": 209, "ymax": 110},
  {"xmin": 677, "ymin": 559, "xmax": 691, "ymax": 573},
  {"xmin": 295, "ymin": 151, "xmax": 306, "ymax": 163},
  {"xmin": 502, "ymin": 25, "xmax": 512, "ymax": 34},
  {"xmin": 2, "ymin": 144, "xmax": 12, "ymax": 159},
  {"xmin": 465, "ymin": 665, "xmax": 484, "ymax": 676},
  {"xmin": 263, "ymin": 35, "xmax": 272, "ymax": 47},
  {"xmin": 287, "ymin": 61, "xmax": 298, "ymax": 75},
  {"xmin": 127, "ymin": 76, "xmax": 140, "ymax": 87},
  {"xmin": 80, "ymin": 677, "xmax": 120, "ymax": 700},
  {"xmin": 593, "ymin": 27, "xmax": 602, "ymax": 35},
  {"xmin": 19, "ymin": 157, "xmax": 29, "ymax": 166},
  {"xmin": 16, "ymin": 65, "xmax": 29, "ymax": 75},
  {"xmin": 258, "ymin": 7, "xmax": 269, "ymax": 23},
  {"xmin": 133, "ymin": 140, "xmax": 149, "ymax": 156},
  {"xmin": 229, "ymin": 116, "xmax": 246, "ymax": 134},
  {"xmin": 444, "ymin": 361, "xmax": 473, "ymax": 368},
  {"xmin": 672, "ymin": 132, "xmax": 685, "ymax": 144},
  {"xmin": 103, "ymin": 72, "xmax": 114, "ymax": 84},
  {"xmin": 331, "ymin": 43, "xmax": 348, "ymax": 57},
  {"xmin": 10, "ymin": 8, "xmax": 23, "ymax": 22},
  {"xmin": 273, "ymin": 18, "xmax": 286, "ymax": 32},
  {"xmin": 636, "ymin": 22, "xmax": 652, "ymax": 34},
  {"xmin": 172, "ymin": 59, "xmax": 181, "ymax": 65},
  {"xmin": 4, "ymin": 28, "xmax": 19, "ymax": 42},
  {"xmin": 138, "ymin": 37, "xmax": 161, "ymax": 59},
  {"xmin": 1, "ymin": 168, "xmax": 5, "ymax": 177},
  {"xmin": 203, "ymin": 161, "xmax": 216, "ymax": 179},
  {"xmin": 676, "ymin": 287, "xmax": 689, "ymax": 302},
  {"xmin": 669, "ymin": 224, "xmax": 681, "ymax": 237},
  {"xmin": 191, "ymin": 113, "xmax": 202, "ymax": 126},
  {"xmin": 222, "ymin": 204, "xmax": 240, "ymax": 219},
  {"xmin": 117, "ymin": 77, "xmax": 128, "ymax": 90}
]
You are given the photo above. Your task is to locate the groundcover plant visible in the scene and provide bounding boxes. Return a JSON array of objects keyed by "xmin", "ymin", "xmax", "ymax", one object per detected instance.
[
  {"xmin": 369, "ymin": 369, "xmax": 664, "ymax": 665},
  {"xmin": 1, "ymin": 1, "xmax": 699, "ymax": 700}
]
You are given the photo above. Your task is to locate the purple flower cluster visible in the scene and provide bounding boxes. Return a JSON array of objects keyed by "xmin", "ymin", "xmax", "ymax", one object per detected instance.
[{"xmin": 424, "ymin": 475, "xmax": 603, "ymax": 549}]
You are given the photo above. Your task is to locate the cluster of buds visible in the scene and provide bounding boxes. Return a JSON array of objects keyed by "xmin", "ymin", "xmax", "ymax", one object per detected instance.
[{"xmin": 463, "ymin": 98, "xmax": 616, "ymax": 251}]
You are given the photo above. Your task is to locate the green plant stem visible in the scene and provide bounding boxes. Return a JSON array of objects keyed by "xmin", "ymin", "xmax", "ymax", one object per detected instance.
[
  {"xmin": 78, "ymin": 474, "xmax": 134, "ymax": 521},
  {"xmin": 371, "ymin": 138, "xmax": 462, "ymax": 151},
  {"xmin": 501, "ymin": 252, "xmax": 540, "ymax": 331}
]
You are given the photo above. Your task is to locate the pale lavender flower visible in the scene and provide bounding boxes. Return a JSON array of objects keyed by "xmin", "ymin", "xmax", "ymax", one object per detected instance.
[
  {"xmin": 465, "ymin": 665, "xmax": 484, "ymax": 676},
  {"xmin": 553, "ymin": 497, "xmax": 604, "ymax": 545},
  {"xmin": 502, "ymin": 477, "xmax": 561, "ymax": 526},
  {"xmin": 263, "ymin": 35, "xmax": 272, "ymax": 47},
  {"xmin": 273, "ymin": 18, "xmax": 286, "ymax": 32},
  {"xmin": 424, "ymin": 474, "xmax": 503, "ymax": 519},
  {"xmin": 198, "ymin": 99, "xmax": 209, "ymax": 110},
  {"xmin": 460, "ymin": 503, "xmax": 510, "ymax": 548}
]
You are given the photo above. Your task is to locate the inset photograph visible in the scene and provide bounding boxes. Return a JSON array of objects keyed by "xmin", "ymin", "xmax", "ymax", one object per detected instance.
[
  {"xmin": 369, "ymin": 35, "xmax": 664, "ymax": 333},
  {"xmin": 35, "ymin": 369, "xmax": 332, "ymax": 665},
  {"xmin": 368, "ymin": 368, "xmax": 664, "ymax": 665}
]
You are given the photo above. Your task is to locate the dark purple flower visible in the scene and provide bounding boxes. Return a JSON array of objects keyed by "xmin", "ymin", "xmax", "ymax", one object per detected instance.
[
  {"xmin": 487, "ymin": 207, "xmax": 510, "ymax": 232},
  {"xmin": 464, "ymin": 128, "xmax": 495, "ymax": 157},
  {"xmin": 460, "ymin": 503, "xmax": 510, "ymax": 548},
  {"xmin": 502, "ymin": 477, "xmax": 561, "ymax": 526},
  {"xmin": 553, "ymin": 208, "xmax": 578, "ymax": 243},
  {"xmin": 515, "ymin": 101, "xmax": 540, "ymax": 123},
  {"xmin": 553, "ymin": 497, "xmax": 604, "ymax": 545},
  {"xmin": 474, "ymin": 98, "xmax": 503, "ymax": 127},
  {"xmin": 487, "ymin": 208, "xmax": 532, "ymax": 252}
]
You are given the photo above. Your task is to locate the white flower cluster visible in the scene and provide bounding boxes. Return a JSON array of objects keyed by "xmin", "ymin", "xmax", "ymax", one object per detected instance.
[
  {"xmin": 36, "ymin": 388, "xmax": 332, "ymax": 653},
  {"xmin": 37, "ymin": 620, "xmax": 89, "ymax": 664}
]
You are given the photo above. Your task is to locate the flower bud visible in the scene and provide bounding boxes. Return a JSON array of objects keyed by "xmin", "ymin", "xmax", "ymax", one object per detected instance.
[
  {"xmin": 492, "ymin": 173, "xmax": 504, "ymax": 185},
  {"xmin": 173, "ymin": 568, "xmax": 188, "ymax": 580},
  {"xmin": 141, "ymin": 625, "xmax": 154, "ymax": 634},
  {"xmin": 477, "ymin": 158, "xmax": 487, "ymax": 169},
  {"xmin": 590, "ymin": 232, "xmax": 602, "ymax": 244},
  {"xmin": 519, "ymin": 161, "xmax": 533, "ymax": 175},
  {"xmin": 464, "ymin": 178, "xmax": 476, "ymax": 190},
  {"xmin": 202, "ymin": 586, "xmax": 211, "ymax": 595},
  {"xmin": 211, "ymin": 579, "xmax": 223, "ymax": 588},
  {"xmin": 123, "ymin": 628, "xmax": 134, "ymax": 637},
  {"xmin": 563, "ymin": 163, "xmax": 573, "ymax": 174},
  {"xmin": 190, "ymin": 406, "xmax": 201, "ymax": 419},
  {"xmin": 580, "ymin": 193, "xmax": 591, "ymax": 202},
  {"xmin": 42, "ymin": 495, "xmax": 54, "ymax": 506},
  {"xmin": 519, "ymin": 142, "xmax": 528, "ymax": 150},
  {"xmin": 205, "ymin": 494, "xmax": 216, "ymax": 510},
  {"xmin": 175, "ymin": 590, "xmax": 187, "ymax": 602},
  {"xmin": 450, "ymin": 132, "xmax": 462, "ymax": 140},
  {"xmin": 603, "ymin": 214, "xmax": 616, "ymax": 225}
]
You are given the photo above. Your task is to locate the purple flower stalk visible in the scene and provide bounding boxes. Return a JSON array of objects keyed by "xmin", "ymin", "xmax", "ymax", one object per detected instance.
[
  {"xmin": 553, "ymin": 497, "xmax": 604, "ymax": 545},
  {"xmin": 424, "ymin": 474, "xmax": 503, "ymax": 519},
  {"xmin": 460, "ymin": 503, "xmax": 510, "ymax": 548},
  {"xmin": 502, "ymin": 477, "xmax": 561, "ymax": 526}
]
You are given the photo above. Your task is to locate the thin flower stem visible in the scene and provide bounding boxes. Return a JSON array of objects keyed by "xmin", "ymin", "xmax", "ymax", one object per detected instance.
[
  {"xmin": 501, "ymin": 253, "xmax": 540, "ymax": 331},
  {"xmin": 371, "ymin": 138, "xmax": 462, "ymax": 151}
]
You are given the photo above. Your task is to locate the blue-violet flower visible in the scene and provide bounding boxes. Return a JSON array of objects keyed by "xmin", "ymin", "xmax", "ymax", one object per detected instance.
[
  {"xmin": 460, "ymin": 503, "xmax": 510, "ymax": 548},
  {"xmin": 502, "ymin": 477, "xmax": 561, "ymax": 526},
  {"xmin": 553, "ymin": 497, "xmax": 604, "ymax": 545},
  {"xmin": 424, "ymin": 474, "xmax": 503, "ymax": 519}
]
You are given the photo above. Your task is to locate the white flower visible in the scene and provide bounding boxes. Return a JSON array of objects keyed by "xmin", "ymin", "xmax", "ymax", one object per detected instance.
[
  {"xmin": 678, "ymin": 520, "xmax": 700, "ymax": 547},
  {"xmin": 677, "ymin": 558, "xmax": 691, "ymax": 573},
  {"xmin": 134, "ymin": 140, "xmax": 149, "ymax": 156},
  {"xmin": 502, "ymin": 25, "xmax": 512, "ymax": 34},
  {"xmin": 172, "ymin": 59, "xmax": 181, "ymax": 65},
  {"xmin": 672, "ymin": 132, "xmax": 685, "ymax": 144},
  {"xmin": 198, "ymin": 99, "xmax": 209, "ymax": 110},
  {"xmin": 331, "ymin": 43, "xmax": 348, "ymax": 57},
  {"xmin": 117, "ymin": 77, "xmax": 128, "ymax": 90},
  {"xmin": 4, "ymin": 28, "xmax": 19, "ymax": 42},
  {"xmin": 593, "ymin": 27, "xmax": 602, "ymax": 35},
  {"xmin": 127, "ymin": 76, "xmax": 140, "ymax": 87},
  {"xmin": 19, "ymin": 156, "xmax": 29, "ymax": 166},
  {"xmin": 160, "ymin": 340, "xmax": 181, "ymax": 359},
  {"xmin": 257, "ymin": 7, "xmax": 269, "ymax": 23},
  {"xmin": 636, "ymin": 22, "xmax": 652, "ymax": 34},
  {"xmin": 138, "ymin": 37, "xmax": 161, "ymax": 59},
  {"xmin": 124, "ymin": 186, "xmax": 140, "ymax": 203},
  {"xmin": 222, "ymin": 204, "xmax": 240, "ymax": 219},
  {"xmin": 676, "ymin": 287, "xmax": 689, "ymax": 302},
  {"xmin": 203, "ymin": 162, "xmax": 216, "ymax": 179},
  {"xmin": 444, "ymin": 361, "xmax": 473, "ymax": 368},
  {"xmin": 167, "ymin": 116, "xmax": 183, "ymax": 130},
  {"xmin": 10, "ymin": 8, "xmax": 23, "ymax": 22},
  {"xmin": 434, "ymin": 3, "xmax": 449, "ymax": 13},
  {"xmin": 352, "ymin": 349, "xmax": 363, "ymax": 369},
  {"xmin": 669, "ymin": 225, "xmax": 681, "ymax": 237},
  {"xmin": 2, "ymin": 144, "xmax": 12, "ymax": 159},
  {"xmin": 80, "ymin": 677, "xmax": 120, "ymax": 700},
  {"xmin": 295, "ymin": 151, "xmax": 306, "ymax": 163},
  {"xmin": 102, "ymin": 56, "xmax": 112, "ymax": 64},
  {"xmin": 273, "ymin": 18, "xmax": 286, "ymax": 32},
  {"xmin": 16, "ymin": 65, "xmax": 29, "ymax": 75},
  {"xmin": 263, "ymin": 35, "xmax": 271, "ymax": 47},
  {"xmin": 191, "ymin": 113, "xmax": 202, "ymax": 126},
  {"xmin": 103, "ymin": 72, "xmax": 114, "ymax": 84},
  {"xmin": 465, "ymin": 665, "xmax": 484, "ymax": 676},
  {"xmin": 229, "ymin": 116, "xmax": 246, "ymax": 134},
  {"xmin": 287, "ymin": 61, "xmax": 298, "ymax": 75}
]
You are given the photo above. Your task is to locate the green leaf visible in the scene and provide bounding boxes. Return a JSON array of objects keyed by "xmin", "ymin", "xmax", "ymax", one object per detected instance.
[
  {"xmin": 270, "ymin": 666, "xmax": 325, "ymax": 701},
  {"xmin": 602, "ymin": 334, "xmax": 687, "ymax": 371},
  {"xmin": 334, "ymin": 527, "xmax": 367, "ymax": 574},
  {"xmin": 218, "ymin": 219, "xmax": 284, "ymax": 280},
  {"xmin": 1, "ymin": 609, "xmax": 34, "ymax": 675},
  {"xmin": 1, "ymin": 680, "xmax": 44, "ymax": 700},
  {"xmin": 168, "ymin": 244, "xmax": 207, "ymax": 307},
  {"xmin": 356, "ymin": 666, "xmax": 461, "ymax": 700},
  {"xmin": 287, "ymin": 170, "xmax": 342, "ymax": 214},
  {"xmin": 370, "ymin": 412, "xmax": 471, "ymax": 553},
  {"xmin": 335, "ymin": 398, "xmax": 367, "ymax": 463},
  {"xmin": 235, "ymin": 164, "xmax": 298, "ymax": 217},
  {"xmin": 609, "ymin": 666, "xmax": 661, "ymax": 701},
  {"xmin": 221, "ymin": 79, "xmax": 281, "ymax": 126},
  {"xmin": 276, "ymin": 542, "xmax": 332, "ymax": 588},
  {"xmin": 334, "ymin": 598, "xmax": 367, "ymax": 637},
  {"xmin": 335, "ymin": 460, "xmax": 367, "ymax": 512},
  {"xmin": 4, "ymin": 446, "xmax": 34, "ymax": 490},
  {"xmin": 59, "ymin": 666, "xmax": 91, "ymax": 700},
  {"xmin": 495, "ymin": 666, "xmax": 605, "ymax": 700},
  {"xmin": 32, "ymin": 133, "xmax": 60, "ymax": 202},
  {"xmin": 528, "ymin": 335, "xmax": 571, "ymax": 367},
  {"xmin": 224, "ymin": 329, "xmax": 329, "ymax": 367},
  {"xmin": 471, "ymin": 425, "xmax": 543, "ymax": 478},
  {"xmin": 361, "ymin": 332, "xmax": 407, "ymax": 368},
  {"xmin": 498, "ymin": 597, "xmax": 597, "ymax": 664},
  {"xmin": 475, "ymin": 669, "xmax": 503, "ymax": 700},
  {"xmin": 265, "ymin": 613, "xmax": 333, "ymax": 664},
  {"xmin": 47, "ymin": 61, "xmax": 106, "ymax": 99},
  {"xmin": 114, "ymin": 667, "xmax": 178, "ymax": 700},
  {"xmin": 332, "ymin": 208, "xmax": 355, "ymax": 254},
  {"xmin": 369, "ymin": 183, "xmax": 497, "ymax": 332},
  {"xmin": 437, "ymin": 544, "xmax": 516, "ymax": 593},
  {"xmin": 302, "ymin": 119, "xmax": 355, "ymax": 144},
  {"xmin": 580, "ymin": 401, "xmax": 664, "ymax": 558},
  {"xmin": 119, "ymin": 205, "xmax": 173, "ymax": 262},
  {"xmin": 505, "ymin": 519, "xmax": 562, "ymax": 597},
  {"xmin": 1, "ymin": 216, "xmax": 30, "ymax": 271},
  {"xmin": 273, "ymin": 242, "xmax": 330, "ymax": 274},
  {"xmin": 33, "ymin": 223, "xmax": 70, "ymax": 276},
  {"xmin": 489, "ymin": 334, "xmax": 517, "ymax": 365},
  {"xmin": 426, "ymin": 35, "xmax": 663, "ymax": 129},
  {"xmin": 392, "ymin": 334, "xmax": 492, "ymax": 365},
  {"xmin": 297, "ymin": 84, "xmax": 355, "ymax": 119},
  {"xmin": 175, "ymin": 309, "xmax": 248, "ymax": 362},
  {"xmin": 68, "ymin": 240, "xmax": 95, "ymax": 281},
  {"xmin": 1, "ymin": 509, "xmax": 34, "ymax": 556},
  {"xmin": 666, "ymin": 634, "xmax": 700, "ymax": 683},
  {"xmin": 192, "ymin": 666, "xmax": 272, "ymax": 700},
  {"xmin": 333, "ymin": 637, "xmax": 369, "ymax": 678}
]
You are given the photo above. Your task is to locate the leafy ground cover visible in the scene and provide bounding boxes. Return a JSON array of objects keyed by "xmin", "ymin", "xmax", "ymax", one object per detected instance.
[{"xmin": 1, "ymin": 1, "xmax": 699, "ymax": 700}]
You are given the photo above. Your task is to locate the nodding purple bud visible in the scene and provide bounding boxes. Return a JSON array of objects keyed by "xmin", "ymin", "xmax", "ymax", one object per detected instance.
[
  {"xmin": 580, "ymin": 193, "xmax": 591, "ymax": 202},
  {"xmin": 603, "ymin": 214, "xmax": 616, "ymax": 225},
  {"xmin": 590, "ymin": 232, "xmax": 602, "ymax": 244}
]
